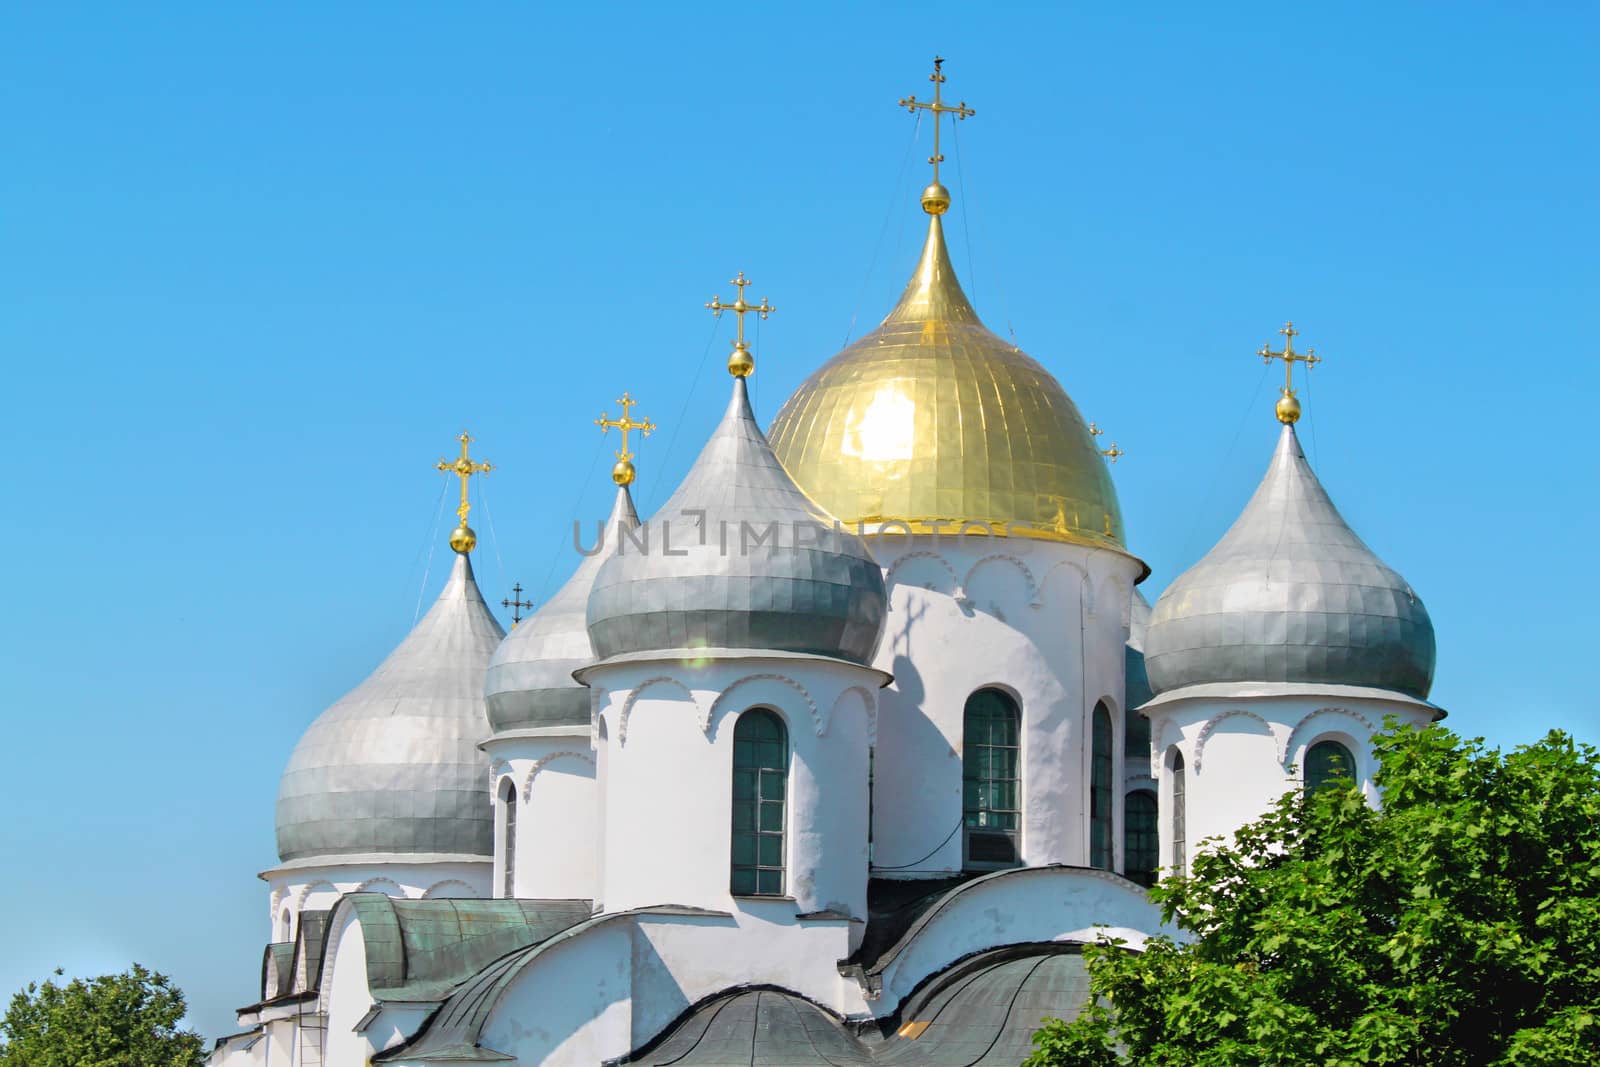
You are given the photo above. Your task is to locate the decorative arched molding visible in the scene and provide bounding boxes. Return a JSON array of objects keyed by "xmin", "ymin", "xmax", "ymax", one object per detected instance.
[
  {"xmin": 963, "ymin": 553, "xmax": 1040, "ymax": 606},
  {"xmin": 353, "ymin": 876, "xmax": 403, "ymax": 897},
  {"xmin": 520, "ymin": 750, "xmax": 597, "ymax": 802},
  {"xmin": 1192, "ymin": 709, "xmax": 1275, "ymax": 773},
  {"xmin": 1038, "ymin": 558, "xmax": 1095, "ymax": 614},
  {"xmin": 421, "ymin": 879, "xmax": 479, "ymax": 900},
  {"xmin": 1282, "ymin": 706, "xmax": 1377, "ymax": 771},
  {"xmin": 617, "ymin": 676, "xmax": 697, "ymax": 745},
  {"xmin": 1123, "ymin": 774, "xmax": 1157, "ymax": 793},
  {"xmin": 489, "ymin": 759, "xmax": 512, "ymax": 792},
  {"xmin": 829, "ymin": 685, "xmax": 878, "ymax": 743},
  {"xmin": 707, "ymin": 673, "xmax": 820, "ymax": 738},
  {"xmin": 884, "ymin": 550, "xmax": 962, "ymax": 596},
  {"xmin": 295, "ymin": 880, "xmax": 338, "ymax": 913},
  {"xmin": 493, "ymin": 771, "xmax": 517, "ymax": 809},
  {"xmin": 1151, "ymin": 716, "xmax": 1184, "ymax": 763}
]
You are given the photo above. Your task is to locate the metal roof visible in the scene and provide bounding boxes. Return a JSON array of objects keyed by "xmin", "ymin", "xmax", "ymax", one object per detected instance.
[
  {"xmin": 587, "ymin": 377, "xmax": 887, "ymax": 665},
  {"xmin": 620, "ymin": 946, "xmax": 1091, "ymax": 1065},
  {"xmin": 1145, "ymin": 424, "xmax": 1435, "ymax": 700},
  {"xmin": 484, "ymin": 486, "xmax": 638, "ymax": 732},
  {"xmin": 275, "ymin": 551, "xmax": 505, "ymax": 862}
]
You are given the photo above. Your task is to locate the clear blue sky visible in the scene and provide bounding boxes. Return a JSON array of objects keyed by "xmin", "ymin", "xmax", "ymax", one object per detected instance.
[{"xmin": 1, "ymin": 2, "xmax": 1595, "ymax": 1041}]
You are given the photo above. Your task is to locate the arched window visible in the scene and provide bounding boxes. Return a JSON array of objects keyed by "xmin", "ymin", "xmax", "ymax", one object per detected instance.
[
  {"xmin": 963, "ymin": 688, "xmax": 1021, "ymax": 869},
  {"xmin": 1090, "ymin": 702, "xmax": 1114, "ymax": 869},
  {"xmin": 731, "ymin": 709, "xmax": 787, "ymax": 896},
  {"xmin": 498, "ymin": 777, "xmax": 517, "ymax": 898},
  {"xmin": 1305, "ymin": 739, "xmax": 1356, "ymax": 794},
  {"xmin": 280, "ymin": 908, "xmax": 293, "ymax": 941},
  {"xmin": 1170, "ymin": 749, "xmax": 1187, "ymax": 878},
  {"xmin": 1124, "ymin": 789, "xmax": 1158, "ymax": 887}
]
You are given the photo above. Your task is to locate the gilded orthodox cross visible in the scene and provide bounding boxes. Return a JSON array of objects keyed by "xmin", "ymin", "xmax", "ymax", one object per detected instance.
[
  {"xmin": 706, "ymin": 272, "xmax": 775, "ymax": 378},
  {"xmin": 595, "ymin": 392, "xmax": 655, "ymax": 486},
  {"xmin": 898, "ymin": 56, "xmax": 975, "ymax": 197},
  {"xmin": 1089, "ymin": 422, "xmax": 1125, "ymax": 463},
  {"xmin": 1257, "ymin": 322, "xmax": 1321, "ymax": 424},
  {"xmin": 502, "ymin": 582, "xmax": 534, "ymax": 627},
  {"xmin": 437, "ymin": 431, "xmax": 493, "ymax": 547}
]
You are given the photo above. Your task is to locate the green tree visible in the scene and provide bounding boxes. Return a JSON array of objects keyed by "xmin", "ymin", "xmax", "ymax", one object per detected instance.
[
  {"xmin": 0, "ymin": 964, "xmax": 204, "ymax": 1067},
  {"xmin": 1026, "ymin": 725, "xmax": 1600, "ymax": 1067}
]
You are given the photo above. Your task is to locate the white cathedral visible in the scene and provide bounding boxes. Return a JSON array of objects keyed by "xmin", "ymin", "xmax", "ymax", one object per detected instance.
[{"xmin": 211, "ymin": 65, "xmax": 1441, "ymax": 1067}]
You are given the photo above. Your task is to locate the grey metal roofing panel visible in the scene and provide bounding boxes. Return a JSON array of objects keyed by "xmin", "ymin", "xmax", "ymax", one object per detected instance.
[
  {"xmin": 296, "ymin": 909, "xmax": 333, "ymax": 993},
  {"xmin": 628, "ymin": 989, "xmax": 872, "ymax": 1066},
  {"xmin": 484, "ymin": 487, "xmax": 639, "ymax": 732},
  {"xmin": 873, "ymin": 950, "xmax": 1090, "ymax": 1065},
  {"xmin": 587, "ymin": 378, "xmax": 887, "ymax": 666},
  {"xmin": 343, "ymin": 895, "xmax": 594, "ymax": 1005},
  {"xmin": 1144, "ymin": 425, "xmax": 1435, "ymax": 700},
  {"xmin": 275, "ymin": 552, "xmax": 505, "ymax": 862},
  {"xmin": 261, "ymin": 942, "xmax": 294, "ymax": 1001},
  {"xmin": 618, "ymin": 947, "xmax": 1090, "ymax": 1065}
]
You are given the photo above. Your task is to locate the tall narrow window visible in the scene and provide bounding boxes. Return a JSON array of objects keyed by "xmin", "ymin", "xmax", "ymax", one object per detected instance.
[
  {"xmin": 963, "ymin": 688, "xmax": 1021, "ymax": 869},
  {"xmin": 499, "ymin": 778, "xmax": 517, "ymax": 898},
  {"xmin": 731, "ymin": 709, "xmax": 787, "ymax": 896},
  {"xmin": 1124, "ymin": 789, "xmax": 1158, "ymax": 887},
  {"xmin": 1090, "ymin": 702, "xmax": 1114, "ymax": 869},
  {"xmin": 1305, "ymin": 739, "xmax": 1356, "ymax": 794},
  {"xmin": 1170, "ymin": 749, "xmax": 1187, "ymax": 878}
]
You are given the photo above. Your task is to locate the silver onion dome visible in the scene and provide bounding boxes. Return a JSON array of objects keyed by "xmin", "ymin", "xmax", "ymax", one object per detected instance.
[
  {"xmin": 1144, "ymin": 424, "xmax": 1435, "ymax": 700},
  {"xmin": 484, "ymin": 486, "xmax": 639, "ymax": 732},
  {"xmin": 275, "ymin": 551, "xmax": 505, "ymax": 862},
  {"xmin": 586, "ymin": 377, "xmax": 887, "ymax": 665}
]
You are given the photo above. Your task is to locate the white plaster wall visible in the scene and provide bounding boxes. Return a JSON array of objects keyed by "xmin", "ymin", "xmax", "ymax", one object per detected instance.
[
  {"xmin": 870, "ymin": 866, "xmax": 1167, "ymax": 1010},
  {"xmin": 262, "ymin": 1020, "xmax": 292, "ymax": 1067},
  {"xmin": 465, "ymin": 871, "xmax": 1162, "ymax": 1064},
  {"xmin": 485, "ymin": 732, "xmax": 598, "ymax": 900},
  {"xmin": 206, "ymin": 1033, "xmax": 267, "ymax": 1067},
  {"xmin": 473, "ymin": 911, "xmax": 858, "ymax": 1065},
  {"xmin": 321, "ymin": 908, "xmax": 377, "ymax": 1067},
  {"xmin": 476, "ymin": 920, "xmax": 634, "ymax": 1067},
  {"xmin": 589, "ymin": 656, "xmax": 875, "ymax": 922},
  {"xmin": 865, "ymin": 532, "xmax": 1140, "ymax": 875},
  {"xmin": 1149, "ymin": 694, "xmax": 1436, "ymax": 874},
  {"xmin": 264, "ymin": 860, "xmax": 488, "ymax": 943}
]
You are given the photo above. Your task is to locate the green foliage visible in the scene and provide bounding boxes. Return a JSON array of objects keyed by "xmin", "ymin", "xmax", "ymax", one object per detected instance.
[
  {"xmin": 1025, "ymin": 725, "xmax": 1600, "ymax": 1067},
  {"xmin": 0, "ymin": 964, "xmax": 204, "ymax": 1067}
]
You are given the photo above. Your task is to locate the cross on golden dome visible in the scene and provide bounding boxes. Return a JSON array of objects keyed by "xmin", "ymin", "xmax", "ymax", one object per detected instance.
[
  {"xmin": 1257, "ymin": 322, "xmax": 1322, "ymax": 424},
  {"xmin": 436, "ymin": 431, "xmax": 493, "ymax": 553},
  {"xmin": 595, "ymin": 392, "xmax": 656, "ymax": 486},
  {"xmin": 706, "ymin": 272, "xmax": 775, "ymax": 378},
  {"xmin": 898, "ymin": 56, "xmax": 975, "ymax": 215},
  {"xmin": 1089, "ymin": 422, "xmax": 1125, "ymax": 463}
]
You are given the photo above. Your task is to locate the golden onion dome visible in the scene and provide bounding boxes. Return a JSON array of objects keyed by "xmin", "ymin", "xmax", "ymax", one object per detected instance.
[{"xmin": 768, "ymin": 210, "xmax": 1139, "ymax": 567}]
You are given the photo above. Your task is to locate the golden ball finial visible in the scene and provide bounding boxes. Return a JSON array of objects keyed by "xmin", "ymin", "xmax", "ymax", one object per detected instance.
[
  {"xmin": 728, "ymin": 341, "xmax": 754, "ymax": 378},
  {"xmin": 449, "ymin": 524, "xmax": 478, "ymax": 553},
  {"xmin": 1276, "ymin": 392, "xmax": 1302, "ymax": 424},
  {"xmin": 612, "ymin": 458, "xmax": 636, "ymax": 486},
  {"xmin": 921, "ymin": 181, "xmax": 951, "ymax": 215}
]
